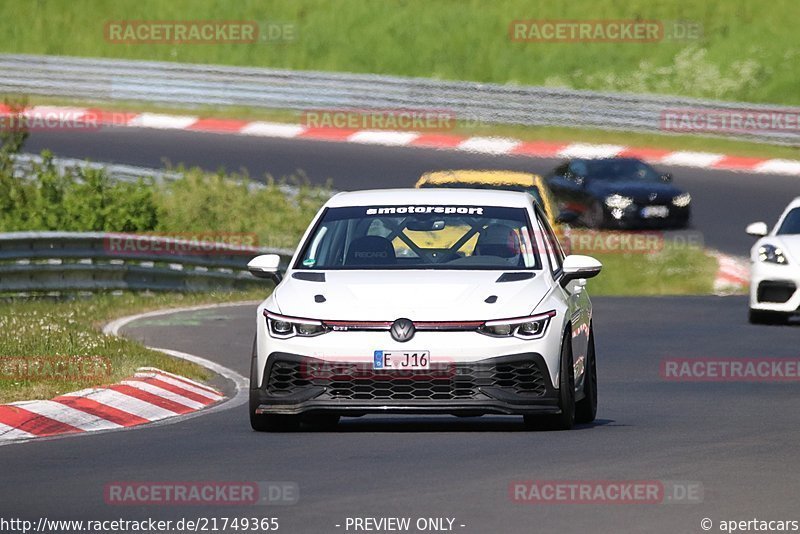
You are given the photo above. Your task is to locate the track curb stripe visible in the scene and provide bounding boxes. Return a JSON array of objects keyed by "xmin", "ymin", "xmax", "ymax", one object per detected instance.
[
  {"xmin": 52, "ymin": 395, "xmax": 150, "ymax": 427},
  {"xmin": 134, "ymin": 371, "xmax": 223, "ymax": 400},
  {"xmin": 10, "ymin": 400, "xmax": 123, "ymax": 432},
  {"xmin": 19, "ymin": 104, "xmax": 799, "ymax": 175},
  {"xmin": 135, "ymin": 376, "xmax": 219, "ymax": 405},
  {"xmin": 60, "ymin": 388, "xmax": 178, "ymax": 422},
  {"xmin": 0, "ymin": 366, "xmax": 225, "ymax": 444},
  {"xmin": 0, "ymin": 301, "xmax": 254, "ymax": 446},
  {"xmin": 0, "ymin": 405, "xmax": 83, "ymax": 437},
  {"xmin": 135, "ymin": 367, "xmax": 224, "ymax": 396},
  {"xmin": 710, "ymin": 251, "xmax": 750, "ymax": 295},
  {"xmin": 119, "ymin": 379, "xmax": 208, "ymax": 410},
  {"xmin": 109, "ymin": 383, "xmax": 196, "ymax": 414}
]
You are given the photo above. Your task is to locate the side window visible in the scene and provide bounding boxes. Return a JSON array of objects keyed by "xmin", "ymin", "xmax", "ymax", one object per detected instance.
[
  {"xmin": 568, "ymin": 160, "xmax": 587, "ymax": 177},
  {"xmin": 552, "ymin": 163, "xmax": 569, "ymax": 177},
  {"xmin": 536, "ymin": 210, "xmax": 564, "ymax": 275}
]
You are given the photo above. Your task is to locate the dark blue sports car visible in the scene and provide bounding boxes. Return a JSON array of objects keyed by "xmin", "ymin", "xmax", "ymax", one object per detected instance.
[{"xmin": 547, "ymin": 158, "xmax": 691, "ymax": 229}]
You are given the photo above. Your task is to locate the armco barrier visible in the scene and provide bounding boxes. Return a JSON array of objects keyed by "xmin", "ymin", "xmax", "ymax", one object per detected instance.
[
  {"xmin": 0, "ymin": 232, "xmax": 293, "ymax": 293},
  {"xmin": 0, "ymin": 54, "xmax": 797, "ymax": 145}
]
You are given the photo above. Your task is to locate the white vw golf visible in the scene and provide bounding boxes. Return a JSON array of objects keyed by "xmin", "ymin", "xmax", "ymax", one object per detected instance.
[
  {"xmin": 747, "ymin": 196, "xmax": 800, "ymax": 324},
  {"xmin": 247, "ymin": 189, "xmax": 602, "ymax": 431}
]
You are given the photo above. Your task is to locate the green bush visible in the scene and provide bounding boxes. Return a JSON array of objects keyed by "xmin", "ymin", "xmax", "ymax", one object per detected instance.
[
  {"xmin": 155, "ymin": 167, "xmax": 329, "ymax": 249},
  {"xmin": 0, "ymin": 151, "xmax": 159, "ymax": 232},
  {"xmin": 0, "ymin": 126, "xmax": 328, "ymax": 246}
]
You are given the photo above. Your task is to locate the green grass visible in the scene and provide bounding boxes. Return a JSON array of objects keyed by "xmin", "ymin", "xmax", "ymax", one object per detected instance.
[
  {"xmin": 2, "ymin": 0, "xmax": 798, "ymax": 105},
  {"xmin": 588, "ymin": 245, "xmax": 718, "ymax": 296},
  {"xmin": 0, "ymin": 289, "xmax": 267, "ymax": 403},
  {"xmin": 19, "ymin": 96, "xmax": 800, "ymax": 161}
]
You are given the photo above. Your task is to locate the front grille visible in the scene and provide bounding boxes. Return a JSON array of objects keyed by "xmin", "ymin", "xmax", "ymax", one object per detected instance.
[
  {"xmin": 757, "ymin": 281, "xmax": 796, "ymax": 303},
  {"xmin": 265, "ymin": 358, "xmax": 547, "ymax": 400}
]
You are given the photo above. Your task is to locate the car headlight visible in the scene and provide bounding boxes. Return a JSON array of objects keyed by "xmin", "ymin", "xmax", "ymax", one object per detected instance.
[
  {"xmin": 758, "ymin": 244, "xmax": 789, "ymax": 265},
  {"xmin": 604, "ymin": 194, "xmax": 634, "ymax": 209},
  {"xmin": 480, "ymin": 310, "xmax": 556, "ymax": 340},
  {"xmin": 264, "ymin": 310, "xmax": 328, "ymax": 338},
  {"xmin": 672, "ymin": 193, "xmax": 691, "ymax": 207}
]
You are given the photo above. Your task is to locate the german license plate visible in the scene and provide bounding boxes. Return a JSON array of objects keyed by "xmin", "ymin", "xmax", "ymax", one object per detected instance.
[
  {"xmin": 373, "ymin": 350, "xmax": 430, "ymax": 370},
  {"xmin": 641, "ymin": 205, "xmax": 669, "ymax": 218}
]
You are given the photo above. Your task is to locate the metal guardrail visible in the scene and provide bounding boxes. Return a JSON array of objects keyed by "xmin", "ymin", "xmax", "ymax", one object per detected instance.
[
  {"xmin": 11, "ymin": 154, "xmax": 181, "ymax": 184},
  {"xmin": 0, "ymin": 53, "xmax": 797, "ymax": 145},
  {"xmin": 0, "ymin": 232, "xmax": 293, "ymax": 293},
  {"xmin": 10, "ymin": 154, "xmax": 332, "ymax": 201}
]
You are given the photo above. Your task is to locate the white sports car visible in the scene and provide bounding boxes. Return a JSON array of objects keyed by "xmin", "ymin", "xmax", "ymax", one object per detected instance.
[
  {"xmin": 746, "ymin": 196, "xmax": 800, "ymax": 324},
  {"xmin": 247, "ymin": 188, "xmax": 602, "ymax": 431}
]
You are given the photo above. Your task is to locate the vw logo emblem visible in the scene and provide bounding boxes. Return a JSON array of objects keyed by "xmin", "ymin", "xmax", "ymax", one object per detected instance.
[
  {"xmin": 649, "ymin": 192, "xmax": 658, "ymax": 201},
  {"xmin": 390, "ymin": 318, "xmax": 415, "ymax": 342}
]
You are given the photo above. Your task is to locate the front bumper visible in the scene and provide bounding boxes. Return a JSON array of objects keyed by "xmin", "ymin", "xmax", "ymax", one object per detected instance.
[
  {"xmin": 252, "ymin": 352, "xmax": 560, "ymax": 416},
  {"xmin": 749, "ymin": 262, "xmax": 800, "ymax": 314},
  {"xmin": 604, "ymin": 204, "xmax": 690, "ymax": 229}
]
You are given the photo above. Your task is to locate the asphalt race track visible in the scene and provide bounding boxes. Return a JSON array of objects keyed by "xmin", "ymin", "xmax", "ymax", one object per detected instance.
[
  {"xmin": 1, "ymin": 297, "xmax": 799, "ymax": 533},
  {"xmin": 25, "ymin": 127, "xmax": 800, "ymax": 256},
  {"xmin": 5, "ymin": 126, "xmax": 800, "ymax": 533}
]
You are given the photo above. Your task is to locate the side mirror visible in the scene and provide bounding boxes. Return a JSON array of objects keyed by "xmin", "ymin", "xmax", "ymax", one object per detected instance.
[
  {"xmin": 560, "ymin": 254, "xmax": 602, "ymax": 287},
  {"xmin": 661, "ymin": 173, "xmax": 673, "ymax": 182},
  {"xmin": 555, "ymin": 210, "xmax": 579, "ymax": 224},
  {"xmin": 247, "ymin": 254, "xmax": 283, "ymax": 282},
  {"xmin": 745, "ymin": 222, "xmax": 768, "ymax": 237}
]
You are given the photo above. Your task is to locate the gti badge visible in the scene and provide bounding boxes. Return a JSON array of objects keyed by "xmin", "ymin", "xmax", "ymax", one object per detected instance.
[{"xmin": 390, "ymin": 318, "xmax": 415, "ymax": 342}]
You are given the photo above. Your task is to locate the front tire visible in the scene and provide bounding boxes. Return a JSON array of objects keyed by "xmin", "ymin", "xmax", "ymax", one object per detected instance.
[
  {"xmin": 575, "ymin": 328, "xmax": 597, "ymax": 424},
  {"xmin": 250, "ymin": 410, "xmax": 301, "ymax": 432},
  {"xmin": 749, "ymin": 308, "xmax": 789, "ymax": 325},
  {"xmin": 525, "ymin": 331, "xmax": 575, "ymax": 431}
]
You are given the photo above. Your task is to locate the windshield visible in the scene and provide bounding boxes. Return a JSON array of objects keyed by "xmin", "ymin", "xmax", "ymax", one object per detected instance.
[
  {"xmin": 777, "ymin": 208, "xmax": 800, "ymax": 235},
  {"xmin": 581, "ymin": 159, "xmax": 662, "ymax": 182},
  {"xmin": 295, "ymin": 204, "xmax": 542, "ymax": 270}
]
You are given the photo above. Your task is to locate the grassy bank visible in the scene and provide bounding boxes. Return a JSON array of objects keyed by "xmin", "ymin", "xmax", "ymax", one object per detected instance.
[
  {"xmin": 1, "ymin": 0, "xmax": 797, "ymax": 104},
  {"xmin": 0, "ymin": 290, "xmax": 267, "ymax": 403},
  {"xmin": 588, "ymin": 246, "xmax": 717, "ymax": 296}
]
